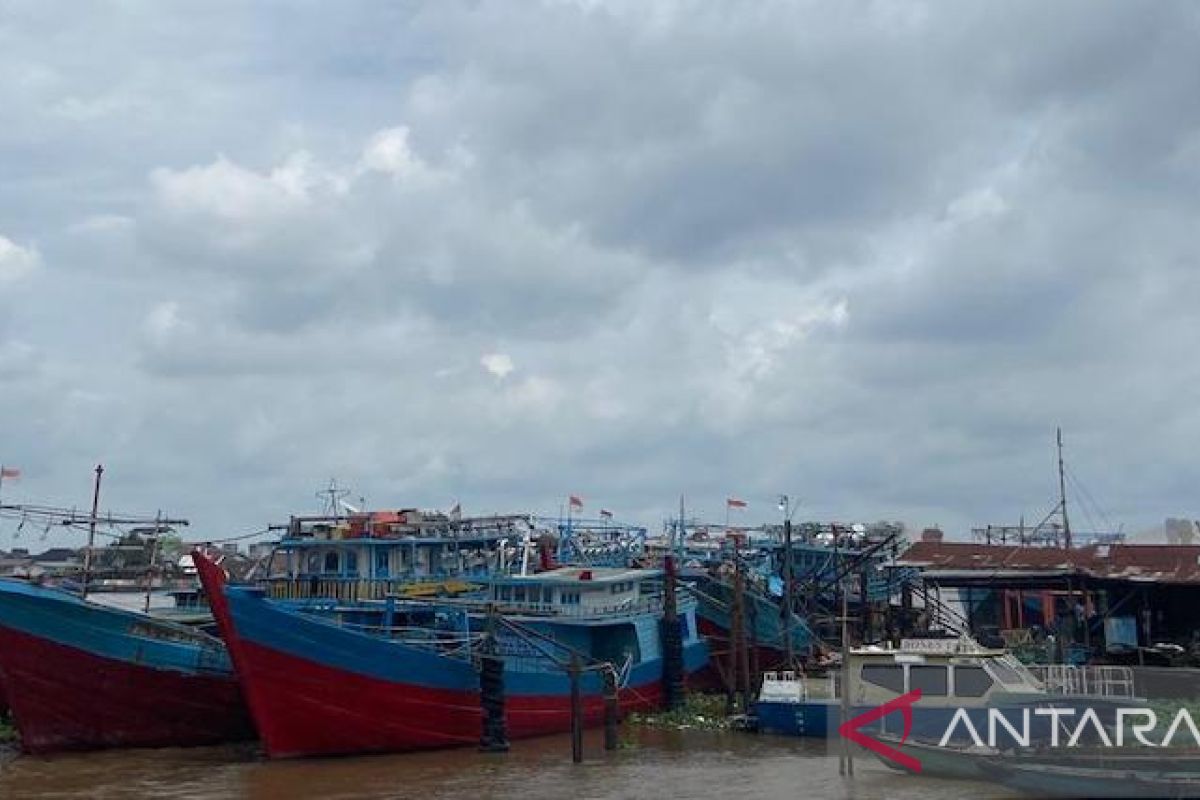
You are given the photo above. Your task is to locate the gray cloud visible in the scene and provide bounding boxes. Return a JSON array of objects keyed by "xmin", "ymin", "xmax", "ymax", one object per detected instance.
[{"xmin": 2, "ymin": 1, "xmax": 1199, "ymax": 545}]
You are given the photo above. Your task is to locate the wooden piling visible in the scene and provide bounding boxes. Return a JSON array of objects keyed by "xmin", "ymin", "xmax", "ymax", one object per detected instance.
[
  {"xmin": 660, "ymin": 555, "xmax": 684, "ymax": 710},
  {"xmin": 569, "ymin": 653, "xmax": 583, "ymax": 763},
  {"xmin": 478, "ymin": 606, "xmax": 509, "ymax": 752},
  {"xmin": 603, "ymin": 667, "xmax": 619, "ymax": 751}
]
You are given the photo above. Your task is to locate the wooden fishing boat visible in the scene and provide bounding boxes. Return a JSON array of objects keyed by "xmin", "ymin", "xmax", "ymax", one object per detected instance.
[
  {"xmin": 0, "ymin": 578, "xmax": 253, "ymax": 753},
  {"xmin": 195, "ymin": 551, "xmax": 709, "ymax": 758}
]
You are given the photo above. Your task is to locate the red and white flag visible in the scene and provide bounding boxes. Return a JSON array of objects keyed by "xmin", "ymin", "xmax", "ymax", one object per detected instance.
[
  {"xmin": 599, "ymin": 509, "xmax": 613, "ymax": 519},
  {"xmin": 569, "ymin": 495, "xmax": 584, "ymax": 510},
  {"xmin": 0, "ymin": 467, "xmax": 19, "ymax": 480},
  {"xmin": 726, "ymin": 497, "xmax": 747, "ymax": 509}
]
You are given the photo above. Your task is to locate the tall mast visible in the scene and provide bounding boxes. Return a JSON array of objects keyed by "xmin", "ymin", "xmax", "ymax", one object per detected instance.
[
  {"xmin": 81, "ymin": 464, "xmax": 104, "ymax": 600},
  {"xmin": 1057, "ymin": 427, "xmax": 1071, "ymax": 550},
  {"xmin": 677, "ymin": 494, "xmax": 685, "ymax": 562}
]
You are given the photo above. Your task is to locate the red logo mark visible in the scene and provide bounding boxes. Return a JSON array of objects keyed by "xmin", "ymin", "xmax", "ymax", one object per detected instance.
[{"xmin": 837, "ymin": 689, "xmax": 923, "ymax": 772}]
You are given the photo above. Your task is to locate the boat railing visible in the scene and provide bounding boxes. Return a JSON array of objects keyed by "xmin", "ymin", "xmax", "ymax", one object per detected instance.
[
  {"xmin": 484, "ymin": 594, "xmax": 671, "ymax": 619},
  {"xmin": 263, "ymin": 574, "xmax": 484, "ymax": 602},
  {"xmin": 314, "ymin": 616, "xmax": 485, "ymax": 656},
  {"xmin": 1027, "ymin": 664, "xmax": 1137, "ymax": 699}
]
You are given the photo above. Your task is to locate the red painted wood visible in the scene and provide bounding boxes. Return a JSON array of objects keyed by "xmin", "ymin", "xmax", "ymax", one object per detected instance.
[{"xmin": 0, "ymin": 625, "xmax": 254, "ymax": 754}]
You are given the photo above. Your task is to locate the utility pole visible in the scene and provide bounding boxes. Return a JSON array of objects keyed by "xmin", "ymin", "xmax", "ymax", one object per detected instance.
[
  {"xmin": 779, "ymin": 495, "xmax": 795, "ymax": 669},
  {"xmin": 81, "ymin": 464, "xmax": 104, "ymax": 600},
  {"xmin": 1057, "ymin": 427, "xmax": 1072, "ymax": 550}
]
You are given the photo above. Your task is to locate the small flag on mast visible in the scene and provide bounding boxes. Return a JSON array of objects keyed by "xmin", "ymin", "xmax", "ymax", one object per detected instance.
[
  {"xmin": 0, "ymin": 467, "xmax": 19, "ymax": 479},
  {"xmin": 569, "ymin": 495, "xmax": 584, "ymax": 510},
  {"xmin": 726, "ymin": 497, "xmax": 747, "ymax": 509},
  {"xmin": 449, "ymin": 502, "xmax": 461, "ymax": 520},
  {"xmin": 599, "ymin": 509, "xmax": 613, "ymax": 519}
]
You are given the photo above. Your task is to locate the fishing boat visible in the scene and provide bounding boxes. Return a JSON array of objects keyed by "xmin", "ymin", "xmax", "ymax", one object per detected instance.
[
  {"xmin": 0, "ymin": 577, "xmax": 253, "ymax": 753},
  {"xmin": 754, "ymin": 636, "xmax": 1137, "ymax": 741},
  {"xmin": 690, "ymin": 574, "xmax": 816, "ymax": 668},
  {"xmin": 195, "ymin": 551, "xmax": 708, "ymax": 758}
]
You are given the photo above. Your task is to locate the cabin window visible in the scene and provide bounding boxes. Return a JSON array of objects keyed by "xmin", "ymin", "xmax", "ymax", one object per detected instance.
[
  {"xmin": 542, "ymin": 587, "xmax": 553, "ymax": 603},
  {"xmin": 375, "ymin": 549, "xmax": 389, "ymax": 577},
  {"xmin": 514, "ymin": 587, "xmax": 526, "ymax": 603},
  {"xmin": 323, "ymin": 552, "xmax": 340, "ymax": 574},
  {"xmin": 861, "ymin": 665, "xmax": 905, "ymax": 693},
  {"xmin": 307, "ymin": 554, "xmax": 321, "ymax": 574},
  {"xmin": 909, "ymin": 665, "xmax": 948, "ymax": 697},
  {"xmin": 345, "ymin": 551, "xmax": 358, "ymax": 576},
  {"xmin": 952, "ymin": 666, "xmax": 993, "ymax": 698},
  {"xmin": 560, "ymin": 591, "xmax": 580, "ymax": 605}
]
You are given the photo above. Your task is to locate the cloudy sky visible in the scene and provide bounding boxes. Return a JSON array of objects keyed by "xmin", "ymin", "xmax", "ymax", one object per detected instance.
[{"xmin": 1, "ymin": 1, "xmax": 1198, "ymax": 546}]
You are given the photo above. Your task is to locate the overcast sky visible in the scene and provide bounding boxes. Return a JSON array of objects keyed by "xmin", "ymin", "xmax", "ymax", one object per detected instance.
[{"xmin": 2, "ymin": 1, "xmax": 1198, "ymax": 547}]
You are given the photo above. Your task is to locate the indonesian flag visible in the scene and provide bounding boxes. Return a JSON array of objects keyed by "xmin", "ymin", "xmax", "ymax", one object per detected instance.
[
  {"xmin": 726, "ymin": 497, "xmax": 747, "ymax": 509},
  {"xmin": 0, "ymin": 467, "xmax": 19, "ymax": 479},
  {"xmin": 569, "ymin": 495, "xmax": 584, "ymax": 510},
  {"xmin": 599, "ymin": 509, "xmax": 613, "ymax": 519}
]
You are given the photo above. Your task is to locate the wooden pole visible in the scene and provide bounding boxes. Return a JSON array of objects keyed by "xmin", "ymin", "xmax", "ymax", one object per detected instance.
[
  {"xmin": 603, "ymin": 667, "xmax": 619, "ymax": 751},
  {"xmin": 1057, "ymin": 427, "xmax": 1072, "ymax": 550},
  {"xmin": 569, "ymin": 653, "xmax": 583, "ymax": 763},
  {"xmin": 782, "ymin": 515, "xmax": 795, "ymax": 667},
  {"xmin": 839, "ymin": 583, "xmax": 853, "ymax": 776},
  {"xmin": 81, "ymin": 464, "xmax": 104, "ymax": 600}
]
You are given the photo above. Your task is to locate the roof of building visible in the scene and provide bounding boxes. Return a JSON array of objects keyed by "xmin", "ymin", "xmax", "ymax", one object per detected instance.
[{"xmin": 898, "ymin": 541, "xmax": 1200, "ymax": 585}]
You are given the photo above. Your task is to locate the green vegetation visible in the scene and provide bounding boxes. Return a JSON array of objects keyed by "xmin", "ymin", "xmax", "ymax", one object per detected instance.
[
  {"xmin": 0, "ymin": 715, "xmax": 17, "ymax": 748},
  {"xmin": 627, "ymin": 693, "xmax": 734, "ymax": 731}
]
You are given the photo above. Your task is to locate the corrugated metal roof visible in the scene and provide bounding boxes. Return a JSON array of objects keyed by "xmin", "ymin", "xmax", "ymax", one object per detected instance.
[{"xmin": 898, "ymin": 541, "xmax": 1200, "ymax": 584}]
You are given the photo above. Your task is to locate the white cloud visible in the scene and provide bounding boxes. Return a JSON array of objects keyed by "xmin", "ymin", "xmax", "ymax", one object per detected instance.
[
  {"xmin": 359, "ymin": 126, "xmax": 426, "ymax": 179},
  {"xmin": 150, "ymin": 153, "xmax": 325, "ymax": 222},
  {"xmin": 0, "ymin": 236, "xmax": 40, "ymax": 283},
  {"xmin": 480, "ymin": 352, "xmax": 515, "ymax": 379}
]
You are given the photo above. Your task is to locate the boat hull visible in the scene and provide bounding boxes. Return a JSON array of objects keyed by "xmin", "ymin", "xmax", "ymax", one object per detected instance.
[
  {"xmin": 231, "ymin": 636, "xmax": 672, "ymax": 757},
  {"xmin": 754, "ymin": 698, "xmax": 1131, "ymax": 742},
  {"xmin": 196, "ymin": 556, "xmax": 707, "ymax": 758},
  {"xmin": 0, "ymin": 579, "xmax": 253, "ymax": 754}
]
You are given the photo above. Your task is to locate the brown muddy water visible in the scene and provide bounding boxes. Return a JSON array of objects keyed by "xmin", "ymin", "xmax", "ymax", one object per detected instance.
[{"xmin": 0, "ymin": 728, "xmax": 1017, "ymax": 800}]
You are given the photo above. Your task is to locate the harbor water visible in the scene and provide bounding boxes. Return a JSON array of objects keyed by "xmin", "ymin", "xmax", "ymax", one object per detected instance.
[{"xmin": 0, "ymin": 728, "xmax": 1017, "ymax": 800}]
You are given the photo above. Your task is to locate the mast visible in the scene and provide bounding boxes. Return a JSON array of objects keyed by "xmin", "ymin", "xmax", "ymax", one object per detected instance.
[
  {"xmin": 677, "ymin": 494, "xmax": 685, "ymax": 562},
  {"xmin": 143, "ymin": 510, "xmax": 162, "ymax": 613},
  {"xmin": 1057, "ymin": 427, "xmax": 1072, "ymax": 550},
  {"xmin": 81, "ymin": 464, "xmax": 104, "ymax": 600}
]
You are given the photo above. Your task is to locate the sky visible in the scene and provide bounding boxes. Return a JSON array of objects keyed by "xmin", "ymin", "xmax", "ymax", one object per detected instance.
[{"xmin": 1, "ymin": 1, "xmax": 1199, "ymax": 548}]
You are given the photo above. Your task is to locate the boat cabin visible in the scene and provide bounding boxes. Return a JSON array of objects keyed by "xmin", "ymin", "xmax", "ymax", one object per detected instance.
[
  {"xmin": 848, "ymin": 637, "xmax": 1046, "ymax": 707},
  {"xmin": 487, "ymin": 566, "xmax": 660, "ymax": 616}
]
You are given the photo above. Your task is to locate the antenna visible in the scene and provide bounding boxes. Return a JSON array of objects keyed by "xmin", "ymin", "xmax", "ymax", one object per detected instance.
[{"xmin": 316, "ymin": 478, "xmax": 351, "ymax": 520}]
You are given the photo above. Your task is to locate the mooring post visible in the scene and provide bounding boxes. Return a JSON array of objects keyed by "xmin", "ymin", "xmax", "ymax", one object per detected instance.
[
  {"xmin": 569, "ymin": 653, "xmax": 584, "ymax": 763},
  {"xmin": 660, "ymin": 554, "xmax": 684, "ymax": 710},
  {"xmin": 733, "ymin": 562, "xmax": 751, "ymax": 713},
  {"xmin": 478, "ymin": 604, "xmax": 509, "ymax": 752},
  {"xmin": 603, "ymin": 666, "xmax": 619, "ymax": 751}
]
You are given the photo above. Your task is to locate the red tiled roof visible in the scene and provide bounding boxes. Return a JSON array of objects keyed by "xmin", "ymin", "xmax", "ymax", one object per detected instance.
[{"xmin": 898, "ymin": 541, "xmax": 1200, "ymax": 584}]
